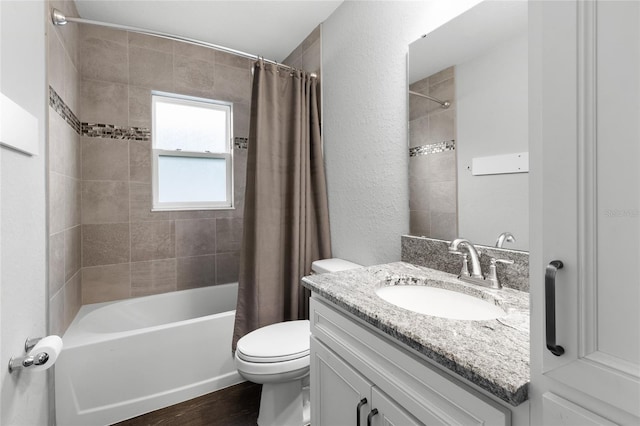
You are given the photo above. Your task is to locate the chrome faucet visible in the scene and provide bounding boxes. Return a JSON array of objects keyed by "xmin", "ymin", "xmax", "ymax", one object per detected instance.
[
  {"xmin": 448, "ymin": 238, "xmax": 513, "ymax": 289},
  {"xmin": 448, "ymin": 238, "xmax": 483, "ymax": 279},
  {"xmin": 495, "ymin": 232, "xmax": 516, "ymax": 248}
]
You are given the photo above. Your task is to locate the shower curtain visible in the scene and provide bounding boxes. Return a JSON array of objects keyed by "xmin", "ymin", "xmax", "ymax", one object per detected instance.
[{"xmin": 232, "ymin": 60, "xmax": 332, "ymax": 350}]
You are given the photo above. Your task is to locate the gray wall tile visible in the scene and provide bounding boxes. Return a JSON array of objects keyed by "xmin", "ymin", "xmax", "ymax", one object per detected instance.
[
  {"xmin": 131, "ymin": 220, "xmax": 176, "ymax": 261},
  {"xmin": 64, "ymin": 225, "xmax": 81, "ymax": 282},
  {"xmin": 216, "ymin": 217, "xmax": 243, "ymax": 253},
  {"xmin": 64, "ymin": 272, "xmax": 82, "ymax": 329},
  {"xmin": 128, "ymin": 86, "xmax": 151, "ymax": 128},
  {"xmin": 82, "ymin": 263, "xmax": 131, "ymax": 304},
  {"xmin": 129, "ymin": 140, "xmax": 150, "ymax": 183},
  {"xmin": 82, "ymin": 180, "xmax": 130, "ymax": 224},
  {"xmin": 48, "ymin": 27, "xmax": 66, "ymax": 98},
  {"xmin": 409, "ymin": 210, "xmax": 430, "ymax": 237},
  {"xmin": 430, "ymin": 211, "xmax": 457, "ymax": 241},
  {"xmin": 65, "ymin": 176, "xmax": 81, "ymax": 228},
  {"xmin": 176, "ymin": 219, "xmax": 216, "ymax": 257},
  {"xmin": 129, "ymin": 32, "xmax": 173, "ymax": 53},
  {"xmin": 173, "ymin": 42, "xmax": 215, "ymax": 62},
  {"xmin": 129, "ymin": 182, "xmax": 172, "ymax": 222},
  {"xmin": 82, "ymin": 137, "xmax": 129, "ymax": 181},
  {"xmin": 213, "ymin": 64, "xmax": 251, "ymax": 103},
  {"xmin": 49, "ymin": 232, "xmax": 65, "ymax": 296},
  {"xmin": 72, "ymin": 29, "xmax": 254, "ymax": 304},
  {"xmin": 129, "ymin": 46, "xmax": 173, "ymax": 90},
  {"xmin": 131, "ymin": 259, "xmax": 176, "ymax": 297},
  {"xmin": 176, "ymin": 255, "xmax": 215, "ymax": 290},
  {"xmin": 49, "ymin": 172, "xmax": 66, "ymax": 235},
  {"xmin": 81, "ymin": 24, "xmax": 128, "ymax": 45},
  {"xmin": 81, "ymin": 79, "xmax": 129, "ymax": 126},
  {"xmin": 82, "ymin": 223, "xmax": 130, "ymax": 266},
  {"xmin": 174, "ymin": 55, "xmax": 215, "ymax": 98},
  {"xmin": 216, "ymin": 251, "xmax": 239, "ymax": 284},
  {"xmin": 429, "ymin": 181, "xmax": 457, "ymax": 214},
  {"xmin": 80, "ymin": 37, "xmax": 129, "ymax": 84}
]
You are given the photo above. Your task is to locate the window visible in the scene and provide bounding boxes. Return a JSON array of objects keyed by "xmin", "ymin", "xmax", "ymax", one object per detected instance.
[{"xmin": 152, "ymin": 92, "xmax": 233, "ymax": 210}]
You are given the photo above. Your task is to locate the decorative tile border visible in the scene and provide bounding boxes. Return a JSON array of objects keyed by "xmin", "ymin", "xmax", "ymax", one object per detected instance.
[
  {"xmin": 49, "ymin": 86, "xmax": 82, "ymax": 135},
  {"xmin": 50, "ymin": 86, "xmax": 248, "ymax": 145},
  {"xmin": 234, "ymin": 137, "xmax": 248, "ymax": 150},
  {"xmin": 82, "ymin": 123, "xmax": 150, "ymax": 141},
  {"xmin": 409, "ymin": 140, "xmax": 455, "ymax": 157}
]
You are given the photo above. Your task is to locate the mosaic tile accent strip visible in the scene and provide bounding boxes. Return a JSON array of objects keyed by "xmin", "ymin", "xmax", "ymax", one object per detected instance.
[
  {"xmin": 409, "ymin": 140, "xmax": 456, "ymax": 157},
  {"xmin": 234, "ymin": 137, "xmax": 248, "ymax": 150},
  {"xmin": 82, "ymin": 123, "xmax": 150, "ymax": 141},
  {"xmin": 49, "ymin": 86, "xmax": 82, "ymax": 135}
]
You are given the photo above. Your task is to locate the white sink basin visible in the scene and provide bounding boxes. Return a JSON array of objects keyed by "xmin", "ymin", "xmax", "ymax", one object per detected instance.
[{"xmin": 375, "ymin": 285, "xmax": 507, "ymax": 320}]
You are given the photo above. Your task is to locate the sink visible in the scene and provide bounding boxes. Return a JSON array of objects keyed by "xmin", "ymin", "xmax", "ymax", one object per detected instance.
[{"xmin": 375, "ymin": 285, "xmax": 507, "ymax": 320}]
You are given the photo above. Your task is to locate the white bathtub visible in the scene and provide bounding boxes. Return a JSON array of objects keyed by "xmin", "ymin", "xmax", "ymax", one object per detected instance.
[{"xmin": 55, "ymin": 283, "xmax": 243, "ymax": 426}]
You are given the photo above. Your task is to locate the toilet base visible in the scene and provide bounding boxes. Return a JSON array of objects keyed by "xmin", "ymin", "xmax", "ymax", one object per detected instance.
[{"xmin": 257, "ymin": 379, "xmax": 310, "ymax": 426}]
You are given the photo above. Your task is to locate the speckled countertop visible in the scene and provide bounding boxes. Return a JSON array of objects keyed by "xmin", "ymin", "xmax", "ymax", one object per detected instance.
[{"xmin": 302, "ymin": 261, "xmax": 530, "ymax": 406}]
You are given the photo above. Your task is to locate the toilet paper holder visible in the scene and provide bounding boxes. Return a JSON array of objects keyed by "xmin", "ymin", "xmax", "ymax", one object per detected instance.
[{"xmin": 8, "ymin": 337, "xmax": 51, "ymax": 373}]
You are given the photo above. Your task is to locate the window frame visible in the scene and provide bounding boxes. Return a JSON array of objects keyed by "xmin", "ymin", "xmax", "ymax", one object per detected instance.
[{"xmin": 151, "ymin": 91, "xmax": 234, "ymax": 211}]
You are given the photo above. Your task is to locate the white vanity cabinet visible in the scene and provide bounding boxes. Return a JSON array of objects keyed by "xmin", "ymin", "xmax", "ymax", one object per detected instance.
[
  {"xmin": 310, "ymin": 296, "xmax": 519, "ymax": 426},
  {"xmin": 312, "ymin": 338, "xmax": 422, "ymax": 426}
]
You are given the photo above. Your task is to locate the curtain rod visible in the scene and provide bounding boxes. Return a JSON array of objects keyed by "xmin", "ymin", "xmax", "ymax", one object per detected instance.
[
  {"xmin": 409, "ymin": 90, "xmax": 451, "ymax": 109},
  {"xmin": 51, "ymin": 8, "xmax": 307, "ymax": 75}
]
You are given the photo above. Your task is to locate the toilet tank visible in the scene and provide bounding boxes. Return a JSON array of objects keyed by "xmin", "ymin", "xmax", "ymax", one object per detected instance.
[{"xmin": 311, "ymin": 258, "xmax": 362, "ymax": 274}]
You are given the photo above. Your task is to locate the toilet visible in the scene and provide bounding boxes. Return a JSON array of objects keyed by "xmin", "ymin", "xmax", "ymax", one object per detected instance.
[{"xmin": 234, "ymin": 258, "xmax": 361, "ymax": 426}]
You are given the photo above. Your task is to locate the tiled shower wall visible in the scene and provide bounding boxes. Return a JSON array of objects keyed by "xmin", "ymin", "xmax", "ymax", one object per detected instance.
[
  {"xmin": 77, "ymin": 25, "xmax": 252, "ymax": 304},
  {"xmin": 408, "ymin": 66, "xmax": 458, "ymax": 240},
  {"xmin": 48, "ymin": 0, "xmax": 82, "ymax": 336},
  {"xmin": 46, "ymin": 4, "xmax": 324, "ymax": 330}
]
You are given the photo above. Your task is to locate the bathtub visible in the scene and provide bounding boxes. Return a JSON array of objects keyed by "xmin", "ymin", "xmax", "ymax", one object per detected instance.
[{"xmin": 55, "ymin": 283, "xmax": 243, "ymax": 426}]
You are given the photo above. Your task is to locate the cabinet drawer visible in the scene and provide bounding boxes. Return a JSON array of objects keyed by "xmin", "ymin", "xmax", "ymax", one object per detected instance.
[{"xmin": 311, "ymin": 297, "xmax": 510, "ymax": 426}]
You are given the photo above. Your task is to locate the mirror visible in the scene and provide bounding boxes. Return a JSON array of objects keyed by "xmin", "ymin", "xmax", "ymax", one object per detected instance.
[{"xmin": 408, "ymin": 1, "xmax": 529, "ymax": 251}]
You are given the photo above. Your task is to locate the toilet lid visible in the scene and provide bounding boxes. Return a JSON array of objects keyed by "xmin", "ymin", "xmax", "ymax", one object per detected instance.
[{"xmin": 236, "ymin": 320, "xmax": 310, "ymax": 363}]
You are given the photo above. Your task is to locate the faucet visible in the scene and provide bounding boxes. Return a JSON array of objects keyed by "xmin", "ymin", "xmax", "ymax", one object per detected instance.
[
  {"xmin": 448, "ymin": 238, "xmax": 483, "ymax": 279},
  {"xmin": 495, "ymin": 232, "xmax": 516, "ymax": 248},
  {"xmin": 448, "ymin": 238, "xmax": 513, "ymax": 289}
]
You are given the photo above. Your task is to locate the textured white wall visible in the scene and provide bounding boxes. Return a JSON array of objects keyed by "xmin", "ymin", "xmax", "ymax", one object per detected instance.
[
  {"xmin": 322, "ymin": 0, "xmax": 481, "ymax": 265},
  {"xmin": 0, "ymin": 1, "xmax": 48, "ymax": 424}
]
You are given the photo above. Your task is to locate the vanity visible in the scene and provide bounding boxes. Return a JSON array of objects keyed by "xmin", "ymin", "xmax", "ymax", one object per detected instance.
[{"xmin": 302, "ymin": 258, "xmax": 530, "ymax": 425}]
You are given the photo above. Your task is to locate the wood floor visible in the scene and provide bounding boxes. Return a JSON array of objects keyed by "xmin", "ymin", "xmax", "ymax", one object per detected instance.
[{"xmin": 114, "ymin": 382, "xmax": 262, "ymax": 426}]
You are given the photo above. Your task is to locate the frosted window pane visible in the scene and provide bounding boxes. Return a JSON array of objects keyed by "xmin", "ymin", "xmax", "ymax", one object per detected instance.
[
  {"xmin": 158, "ymin": 156, "xmax": 227, "ymax": 203},
  {"xmin": 155, "ymin": 100, "xmax": 228, "ymax": 152}
]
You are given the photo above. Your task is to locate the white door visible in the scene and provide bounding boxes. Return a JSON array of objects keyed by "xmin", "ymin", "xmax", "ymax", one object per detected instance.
[
  {"xmin": 0, "ymin": 1, "xmax": 48, "ymax": 424},
  {"xmin": 530, "ymin": 1, "xmax": 640, "ymax": 424}
]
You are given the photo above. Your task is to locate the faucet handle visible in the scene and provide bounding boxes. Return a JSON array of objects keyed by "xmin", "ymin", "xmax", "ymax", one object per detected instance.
[
  {"xmin": 485, "ymin": 257, "xmax": 514, "ymax": 289},
  {"xmin": 451, "ymin": 252, "xmax": 471, "ymax": 277}
]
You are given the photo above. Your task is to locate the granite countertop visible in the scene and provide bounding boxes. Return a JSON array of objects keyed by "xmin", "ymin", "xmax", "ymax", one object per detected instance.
[{"xmin": 301, "ymin": 261, "xmax": 530, "ymax": 406}]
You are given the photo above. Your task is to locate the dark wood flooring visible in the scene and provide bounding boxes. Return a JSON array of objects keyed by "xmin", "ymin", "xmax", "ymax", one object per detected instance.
[{"xmin": 114, "ymin": 382, "xmax": 262, "ymax": 426}]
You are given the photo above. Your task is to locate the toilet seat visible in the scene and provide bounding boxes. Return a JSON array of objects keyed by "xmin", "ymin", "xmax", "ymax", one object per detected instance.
[{"xmin": 236, "ymin": 320, "xmax": 310, "ymax": 363}]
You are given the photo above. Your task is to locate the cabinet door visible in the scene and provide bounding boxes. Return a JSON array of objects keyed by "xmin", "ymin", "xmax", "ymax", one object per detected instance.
[
  {"xmin": 311, "ymin": 337, "xmax": 373, "ymax": 426},
  {"xmin": 530, "ymin": 0, "xmax": 640, "ymax": 423},
  {"xmin": 370, "ymin": 387, "xmax": 424, "ymax": 426}
]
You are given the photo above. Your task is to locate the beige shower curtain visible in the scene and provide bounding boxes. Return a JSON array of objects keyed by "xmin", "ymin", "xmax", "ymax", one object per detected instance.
[{"xmin": 232, "ymin": 61, "xmax": 331, "ymax": 350}]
